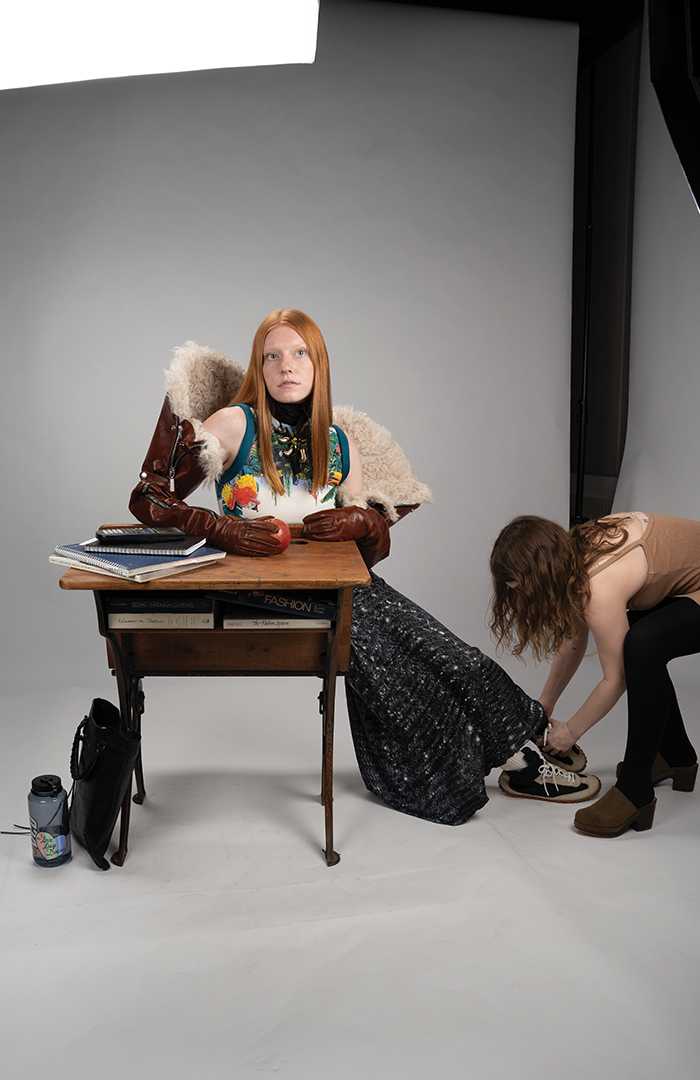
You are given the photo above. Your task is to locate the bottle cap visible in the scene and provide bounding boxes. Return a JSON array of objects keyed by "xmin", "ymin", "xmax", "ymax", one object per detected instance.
[{"xmin": 31, "ymin": 775, "xmax": 63, "ymax": 796}]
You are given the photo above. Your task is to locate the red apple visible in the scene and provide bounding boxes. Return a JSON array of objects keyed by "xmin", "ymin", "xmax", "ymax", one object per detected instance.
[{"xmin": 270, "ymin": 518, "xmax": 291, "ymax": 554}]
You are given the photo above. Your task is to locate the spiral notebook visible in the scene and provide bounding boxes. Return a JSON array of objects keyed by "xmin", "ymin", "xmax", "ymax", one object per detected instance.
[{"xmin": 50, "ymin": 542, "xmax": 226, "ymax": 583}]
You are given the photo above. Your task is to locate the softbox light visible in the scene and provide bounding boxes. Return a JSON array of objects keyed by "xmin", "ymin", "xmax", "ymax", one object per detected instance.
[{"xmin": 1, "ymin": 0, "xmax": 320, "ymax": 91}]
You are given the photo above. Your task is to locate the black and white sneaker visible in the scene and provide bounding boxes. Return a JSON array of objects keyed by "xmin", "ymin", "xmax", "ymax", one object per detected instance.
[
  {"xmin": 541, "ymin": 744, "xmax": 588, "ymax": 774},
  {"xmin": 499, "ymin": 742, "xmax": 601, "ymax": 803}
]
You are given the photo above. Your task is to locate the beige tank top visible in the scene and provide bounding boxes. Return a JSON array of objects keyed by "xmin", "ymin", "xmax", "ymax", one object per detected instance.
[{"xmin": 588, "ymin": 514, "xmax": 700, "ymax": 609}]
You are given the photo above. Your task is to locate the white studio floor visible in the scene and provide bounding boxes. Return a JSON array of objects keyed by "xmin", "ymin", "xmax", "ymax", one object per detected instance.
[{"xmin": 2, "ymin": 656, "xmax": 700, "ymax": 1080}]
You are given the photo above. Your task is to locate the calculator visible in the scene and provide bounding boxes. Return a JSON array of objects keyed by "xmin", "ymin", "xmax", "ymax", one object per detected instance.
[{"xmin": 94, "ymin": 526, "xmax": 187, "ymax": 545}]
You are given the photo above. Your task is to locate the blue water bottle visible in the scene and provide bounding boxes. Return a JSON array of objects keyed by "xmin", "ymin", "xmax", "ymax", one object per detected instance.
[{"xmin": 28, "ymin": 774, "xmax": 72, "ymax": 867}]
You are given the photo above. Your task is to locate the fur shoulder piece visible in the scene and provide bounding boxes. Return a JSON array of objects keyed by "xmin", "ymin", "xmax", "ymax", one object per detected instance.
[
  {"xmin": 166, "ymin": 341, "xmax": 245, "ymax": 422},
  {"xmin": 333, "ymin": 405, "xmax": 433, "ymax": 523}
]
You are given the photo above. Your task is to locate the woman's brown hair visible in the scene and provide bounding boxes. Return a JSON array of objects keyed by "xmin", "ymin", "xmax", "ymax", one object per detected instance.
[
  {"xmin": 231, "ymin": 309, "xmax": 333, "ymax": 496},
  {"xmin": 489, "ymin": 514, "xmax": 632, "ymax": 660}
]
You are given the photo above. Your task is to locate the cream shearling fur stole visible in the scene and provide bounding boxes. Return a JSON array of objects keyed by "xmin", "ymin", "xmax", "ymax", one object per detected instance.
[{"xmin": 165, "ymin": 341, "xmax": 432, "ymax": 522}]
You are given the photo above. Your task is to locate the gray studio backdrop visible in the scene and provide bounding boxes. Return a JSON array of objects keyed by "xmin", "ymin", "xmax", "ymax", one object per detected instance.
[{"xmin": 0, "ymin": 1, "xmax": 578, "ymax": 695}]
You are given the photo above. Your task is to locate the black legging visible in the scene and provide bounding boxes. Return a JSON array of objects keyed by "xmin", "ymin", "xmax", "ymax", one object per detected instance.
[{"xmin": 617, "ymin": 596, "xmax": 700, "ymax": 807}]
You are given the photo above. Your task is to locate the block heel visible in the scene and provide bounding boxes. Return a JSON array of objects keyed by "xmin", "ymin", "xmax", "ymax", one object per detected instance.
[
  {"xmin": 616, "ymin": 754, "xmax": 698, "ymax": 790},
  {"xmin": 671, "ymin": 763, "xmax": 698, "ymax": 792},
  {"xmin": 630, "ymin": 799, "xmax": 656, "ymax": 831},
  {"xmin": 574, "ymin": 787, "xmax": 657, "ymax": 838}
]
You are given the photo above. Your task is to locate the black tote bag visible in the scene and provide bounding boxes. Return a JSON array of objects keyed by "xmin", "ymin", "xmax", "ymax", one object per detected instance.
[{"xmin": 70, "ymin": 698, "xmax": 141, "ymax": 870}]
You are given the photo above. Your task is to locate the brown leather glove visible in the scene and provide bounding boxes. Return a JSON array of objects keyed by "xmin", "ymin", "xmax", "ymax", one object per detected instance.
[
  {"xmin": 130, "ymin": 481, "xmax": 284, "ymax": 556},
  {"xmin": 128, "ymin": 395, "xmax": 283, "ymax": 556},
  {"xmin": 301, "ymin": 506, "xmax": 390, "ymax": 568},
  {"xmin": 208, "ymin": 515, "xmax": 284, "ymax": 556}
]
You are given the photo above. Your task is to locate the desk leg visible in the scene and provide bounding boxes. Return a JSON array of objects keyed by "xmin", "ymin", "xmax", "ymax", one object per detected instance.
[
  {"xmin": 320, "ymin": 591, "xmax": 347, "ymax": 867},
  {"xmin": 320, "ymin": 673, "xmax": 340, "ymax": 867},
  {"xmin": 111, "ymin": 776, "xmax": 133, "ymax": 867},
  {"xmin": 93, "ymin": 597, "xmax": 145, "ymax": 867},
  {"xmin": 130, "ymin": 675, "xmax": 146, "ymax": 806},
  {"xmin": 111, "ymin": 674, "xmax": 146, "ymax": 865},
  {"xmin": 109, "ymin": 643, "xmax": 142, "ymax": 867}
]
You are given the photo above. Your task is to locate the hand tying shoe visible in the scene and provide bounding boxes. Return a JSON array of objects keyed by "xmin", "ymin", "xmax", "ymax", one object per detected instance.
[
  {"xmin": 573, "ymin": 786, "xmax": 656, "ymax": 837},
  {"xmin": 539, "ymin": 723, "xmax": 587, "ymax": 773},
  {"xmin": 498, "ymin": 742, "xmax": 601, "ymax": 803},
  {"xmin": 615, "ymin": 753, "xmax": 698, "ymax": 791}
]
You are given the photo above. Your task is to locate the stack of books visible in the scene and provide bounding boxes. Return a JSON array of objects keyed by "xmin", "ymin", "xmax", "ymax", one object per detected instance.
[{"xmin": 50, "ymin": 539, "xmax": 226, "ymax": 583}]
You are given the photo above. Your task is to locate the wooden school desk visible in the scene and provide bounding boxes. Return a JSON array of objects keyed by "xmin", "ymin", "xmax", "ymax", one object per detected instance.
[{"xmin": 59, "ymin": 536, "xmax": 371, "ymax": 867}]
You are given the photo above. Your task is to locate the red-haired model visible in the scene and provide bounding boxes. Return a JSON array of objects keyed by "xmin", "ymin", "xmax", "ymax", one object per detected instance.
[{"xmin": 131, "ymin": 310, "xmax": 602, "ymax": 828}]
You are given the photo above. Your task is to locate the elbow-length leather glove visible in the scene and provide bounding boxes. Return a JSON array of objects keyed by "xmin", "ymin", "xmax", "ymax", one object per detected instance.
[
  {"xmin": 301, "ymin": 506, "xmax": 390, "ymax": 568},
  {"xmin": 131, "ymin": 488, "xmax": 283, "ymax": 555},
  {"xmin": 128, "ymin": 396, "xmax": 283, "ymax": 556}
]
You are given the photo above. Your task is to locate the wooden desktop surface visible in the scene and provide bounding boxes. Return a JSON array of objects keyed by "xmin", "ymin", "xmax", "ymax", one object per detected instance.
[{"xmin": 58, "ymin": 538, "xmax": 371, "ymax": 592}]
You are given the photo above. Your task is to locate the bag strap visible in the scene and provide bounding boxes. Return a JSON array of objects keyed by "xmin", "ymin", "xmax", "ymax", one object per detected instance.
[{"xmin": 70, "ymin": 715, "xmax": 105, "ymax": 782}]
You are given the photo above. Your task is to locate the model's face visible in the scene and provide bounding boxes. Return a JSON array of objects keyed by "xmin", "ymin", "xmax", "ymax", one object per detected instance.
[{"xmin": 262, "ymin": 325, "xmax": 315, "ymax": 404}]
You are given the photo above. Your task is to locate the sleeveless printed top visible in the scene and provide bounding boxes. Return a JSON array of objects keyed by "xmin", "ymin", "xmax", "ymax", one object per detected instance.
[{"xmin": 215, "ymin": 404, "xmax": 350, "ymax": 525}]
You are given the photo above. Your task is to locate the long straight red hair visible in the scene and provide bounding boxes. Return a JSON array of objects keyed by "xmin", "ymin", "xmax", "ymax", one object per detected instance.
[{"xmin": 232, "ymin": 310, "xmax": 333, "ymax": 496}]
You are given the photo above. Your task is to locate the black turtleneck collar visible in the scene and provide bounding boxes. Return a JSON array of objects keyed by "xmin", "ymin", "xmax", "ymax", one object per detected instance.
[{"xmin": 269, "ymin": 395, "xmax": 312, "ymax": 428}]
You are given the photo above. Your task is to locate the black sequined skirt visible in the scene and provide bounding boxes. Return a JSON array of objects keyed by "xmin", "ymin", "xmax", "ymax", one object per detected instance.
[{"xmin": 345, "ymin": 573, "xmax": 546, "ymax": 825}]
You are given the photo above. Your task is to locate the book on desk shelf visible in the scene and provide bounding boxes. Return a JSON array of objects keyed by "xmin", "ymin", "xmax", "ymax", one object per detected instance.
[
  {"xmin": 106, "ymin": 591, "xmax": 215, "ymax": 613},
  {"xmin": 207, "ymin": 589, "xmax": 337, "ymax": 622},
  {"xmin": 50, "ymin": 543, "xmax": 226, "ymax": 583},
  {"xmin": 222, "ymin": 602, "xmax": 331, "ymax": 630},
  {"xmin": 107, "ymin": 611, "xmax": 214, "ymax": 629},
  {"xmin": 104, "ymin": 591, "xmax": 215, "ymax": 628}
]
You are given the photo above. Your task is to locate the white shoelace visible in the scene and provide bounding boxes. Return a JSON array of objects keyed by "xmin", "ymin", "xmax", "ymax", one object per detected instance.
[
  {"xmin": 501, "ymin": 741, "xmax": 580, "ymax": 791},
  {"xmin": 537, "ymin": 759, "xmax": 577, "ymax": 793}
]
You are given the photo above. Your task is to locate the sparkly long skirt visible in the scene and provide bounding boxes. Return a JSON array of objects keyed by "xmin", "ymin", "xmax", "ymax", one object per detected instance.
[{"xmin": 345, "ymin": 573, "xmax": 546, "ymax": 825}]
